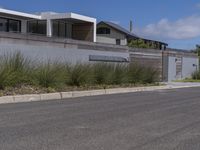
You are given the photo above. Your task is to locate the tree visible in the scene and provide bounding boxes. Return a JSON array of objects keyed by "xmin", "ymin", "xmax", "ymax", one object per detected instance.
[
  {"xmin": 128, "ymin": 39, "xmax": 156, "ymax": 49},
  {"xmin": 195, "ymin": 45, "xmax": 200, "ymax": 56}
]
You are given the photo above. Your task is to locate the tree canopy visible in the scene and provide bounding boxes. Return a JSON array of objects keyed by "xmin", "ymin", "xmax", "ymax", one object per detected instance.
[{"xmin": 128, "ymin": 39, "xmax": 157, "ymax": 49}]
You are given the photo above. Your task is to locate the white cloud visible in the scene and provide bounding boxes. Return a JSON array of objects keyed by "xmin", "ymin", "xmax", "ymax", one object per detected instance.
[{"xmin": 136, "ymin": 15, "xmax": 200, "ymax": 40}]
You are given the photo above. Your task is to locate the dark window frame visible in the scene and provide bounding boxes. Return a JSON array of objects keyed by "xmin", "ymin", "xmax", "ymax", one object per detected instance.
[
  {"xmin": 53, "ymin": 20, "xmax": 68, "ymax": 38},
  {"xmin": 97, "ymin": 27, "xmax": 111, "ymax": 34},
  {"xmin": 0, "ymin": 17, "xmax": 21, "ymax": 32},
  {"xmin": 116, "ymin": 39, "xmax": 121, "ymax": 45},
  {"xmin": 27, "ymin": 20, "xmax": 47, "ymax": 35}
]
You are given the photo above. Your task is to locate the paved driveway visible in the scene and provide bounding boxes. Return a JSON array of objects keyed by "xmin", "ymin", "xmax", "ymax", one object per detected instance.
[{"xmin": 0, "ymin": 87, "xmax": 200, "ymax": 150}]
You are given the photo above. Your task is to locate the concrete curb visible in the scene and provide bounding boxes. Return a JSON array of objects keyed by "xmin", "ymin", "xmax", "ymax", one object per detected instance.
[{"xmin": 0, "ymin": 84, "xmax": 200, "ymax": 104}]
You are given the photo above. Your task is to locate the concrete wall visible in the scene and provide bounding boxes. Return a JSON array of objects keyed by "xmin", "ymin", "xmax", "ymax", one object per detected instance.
[
  {"xmin": 0, "ymin": 43, "xmax": 129, "ymax": 64},
  {"xmin": 163, "ymin": 51, "xmax": 199, "ymax": 81},
  {"xmin": 0, "ymin": 32, "xmax": 198, "ymax": 82},
  {"xmin": 182, "ymin": 57, "xmax": 199, "ymax": 78},
  {"xmin": 0, "ymin": 32, "xmax": 129, "ymax": 64}
]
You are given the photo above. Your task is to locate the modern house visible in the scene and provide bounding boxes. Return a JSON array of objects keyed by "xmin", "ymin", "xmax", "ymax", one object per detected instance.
[
  {"xmin": 0, "ymin": 8, "xmax": 96, "ymax": 42},
  {"xmin": 96, "ymin": 21, "xmax": 168, "ymax": 50}
]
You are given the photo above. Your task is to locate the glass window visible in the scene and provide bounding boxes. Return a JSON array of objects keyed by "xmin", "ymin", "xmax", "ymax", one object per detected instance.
[
  {"xmin": 0, "ymin": 18, "xmax": 21, "ymax": 32},
  {"xmin": 27, "ymin": 21, "xmax": 37, "ymax": 34},
  {"xmin": 9, "ymin": 20, "xmax": 21, "ymax": 32},
  {"xmin": 53, "ymin": 21, "xmax": 59, "ymax": 37},
  {"xmin": 66, "ymin": 23, "xmax": 72, "ymax": 38},
  {"xmin": 27, "ymin": 20, "xmax": 46, "ymax": 35},
  {"xmin": 37, "ymin": 21, "xmax": 46, "ymax": 35},
  {"xmin": 59, "ymin": 21, "xmax": 66, "ymax": 37},
  {"xmin": 116, "ymin": 39, "xmax": 121, "ymax": 45},
  {"xmin": 52, "ymin": 20, "xmax": 71, "ymax": 38},
  {"xmin": 0, "ymin": 18, "xmax": 7, "ymax": 32},
  {"xmin": 97, "ymin": 27, "xmax": 110, "ymax": 34}
]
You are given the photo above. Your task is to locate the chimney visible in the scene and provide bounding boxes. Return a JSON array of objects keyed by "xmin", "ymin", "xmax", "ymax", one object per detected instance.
[{"xmin": 130, "ymin": 20, "xmax": 133, "ymax": 32}]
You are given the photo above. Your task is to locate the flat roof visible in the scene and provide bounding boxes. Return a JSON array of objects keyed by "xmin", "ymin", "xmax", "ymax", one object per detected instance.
[
  {"xmin": 0, "ymin": 8, "xmax": 41, "ymax": 19},
  {"xmin": 41, "ymin": 12, "xmax": 96, "ymax": 23},
  {"xmin": 0, "ymin": 8, "xmax": 96, "ymax": 23}
]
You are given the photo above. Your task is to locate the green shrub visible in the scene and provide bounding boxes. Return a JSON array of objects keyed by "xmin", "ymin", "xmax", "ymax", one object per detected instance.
[
  {"xmin": 91, "ymin": 63, "xmax": 112, "ymax": 85},
  {"xmin": 126, "ymin": 63, "xmax": 159, "ymax": 84},
  {"xmin": 64, "ymin": 63, "xmax": 91, "ymax": 86},
  {"xmin": 140, "ymin": 67, "xmax": 159, "ymax": 83},
  {"xmin": 32, "ymin": 61, "xmax": 65, "ymax": 88},
  {"xmin": 127, "ymin": 63, "xmax": 144, "ymax": 84},
  {"xmin": 105, "ymin": 64, "xmax": 127, "ymax": 85},
  {"xmin": 0, "ymin": 52, "xmax": 31, "ymax": 89},
  {"xmin": 192, "ymin": 71, "xmax": 200, "ymax": 80}
]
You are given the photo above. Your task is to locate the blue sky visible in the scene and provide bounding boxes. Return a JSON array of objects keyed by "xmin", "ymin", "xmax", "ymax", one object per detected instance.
[{"xmin": 1, "ymin": 0, "xmax": 200, "ymax": 50}]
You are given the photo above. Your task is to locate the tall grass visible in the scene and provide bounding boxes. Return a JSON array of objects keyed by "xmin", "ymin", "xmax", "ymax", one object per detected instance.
[
  {"xmin": 64, "ymin": 63, "xmax": 92, "ymax": 86},
  {"xmin": 0, "ymin": 52, "xmax": 159, "ymax": 90},
  {"xmin": 0, "ymin": 52, "xmax": 31, "ymax": 89},
  {"xmin": 192, "ymin": 71, "xmax": 200, "ymax": 80},
  {"xmin": 32, "ymin": 61, "xmax": 65, "ymax": 88}
]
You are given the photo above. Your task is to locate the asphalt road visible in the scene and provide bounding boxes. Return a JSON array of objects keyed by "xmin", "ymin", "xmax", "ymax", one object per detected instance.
[{"xmin": 1, "ymin": 87, "xmax": 200, "ymax": 150}]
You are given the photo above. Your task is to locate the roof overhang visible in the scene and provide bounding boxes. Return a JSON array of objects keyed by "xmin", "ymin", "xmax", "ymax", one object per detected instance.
[
  {"xmin": 0, "ymin": 8, "xmax": 41, "ymax": 19},
  {"xmin": 0, "ymin": 8, "xmax": 96, "ymax": 24},
  {"xmin": 41, "ymin": 12, "xmax": 96, "ymax": 23}
]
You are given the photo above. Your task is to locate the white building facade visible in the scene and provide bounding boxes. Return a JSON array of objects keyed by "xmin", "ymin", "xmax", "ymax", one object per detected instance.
[{"xmin": 0, "ymin": 8, "xmax": 96, "ymax": 42}]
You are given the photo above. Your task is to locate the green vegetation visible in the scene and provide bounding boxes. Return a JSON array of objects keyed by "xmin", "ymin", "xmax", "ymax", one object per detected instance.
[
  {"xmin": 194, "ymin": 45, "xmax": 200, "ymax": 57},
  {"xmin": 192, "ymin": 71, "xmax": 200, "ymax": 80},
  {"xmin": 175, "ymin": 71, "xmax": 200, "ymax": 82},
  {"xmin": 177, "ymin": 79, "xmax": 200, "ymax": 82},
  {"xmin": 128, "ymin": 39, "xmax": 157, "ymax": 49},
  {"xmin": 0, "ymin": 52, "xmax": 159, "ymax": 96}
]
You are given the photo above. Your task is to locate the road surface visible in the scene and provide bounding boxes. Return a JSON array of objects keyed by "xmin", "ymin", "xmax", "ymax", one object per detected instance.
[{"xmin": 0, "ymin": 87, "xmax": 200, "ymax": 150}]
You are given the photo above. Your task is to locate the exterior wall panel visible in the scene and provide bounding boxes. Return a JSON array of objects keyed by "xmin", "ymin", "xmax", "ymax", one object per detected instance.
[
  {"xmin": 182, "ymin": 57, "xmax": 199, "ymax": 79},
  {"xmin": 168, "ymin": 56, "xmax": 177, "ymax": 81},
  {"xmin": 97, "ymin": 36, "xmax": 127, "ymax": 45}
]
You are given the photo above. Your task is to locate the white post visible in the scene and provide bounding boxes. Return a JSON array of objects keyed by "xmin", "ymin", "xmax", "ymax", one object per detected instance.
[
  {"xmin": 93, "ymin": 21, "xmax": 97, "ymax": 42},
  {"xmin": 47, "ymin": 19, "xmax": 52, "ymax": 37}
]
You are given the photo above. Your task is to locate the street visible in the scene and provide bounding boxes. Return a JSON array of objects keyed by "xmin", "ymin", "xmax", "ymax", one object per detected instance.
[{"xmin": 0, "ymin": 87, "xmax": 200, "ymax": 150}]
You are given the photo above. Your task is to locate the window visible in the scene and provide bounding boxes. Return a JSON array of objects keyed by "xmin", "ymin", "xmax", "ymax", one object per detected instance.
[
  {"xmin": 0, "ymin": 18, "xmax": 7, "ymax": 32},
  {"xmin": 53, "ymin": 21, "xmax": 59, "ymax": 36},
  {"xmin": 9, "ymin": 20, "xmax": 21, "ymax": 32},
  {"xmin": 0, "ymin": 17, "xmax": 21, "ymax": 32},
  {"xmin": 59, "ymin": 22, "xmax": 66, "ymax": 37},
  {"xmin": 116, "ymin": 39, "xmax": 121, "ymax": 45},
  {"xmin": 27, "ymin": 20, "xmax": 46, "ymax": 35},
  {"xmin": 97, "ymin": 27, "xmax": 110, "ymax": 34},
  {"xmin": 52, "ymin": 20, "xmax": 72, "ymax": 38},
  {"xmin": 37, "ymin": 21, "xmax": 46, "ymax": 35}
]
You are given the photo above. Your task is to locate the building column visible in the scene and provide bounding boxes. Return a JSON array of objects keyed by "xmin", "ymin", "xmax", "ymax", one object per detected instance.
[
  {"xmin": 47, "ymin": 19, "xmax": 52, "ymax": 37},
  {"xmin": 21, "ymin": 20, "xmax": 27, "ymax": 33},
  {"xmin": 93, "ymin": 21, "xmax": 96, "ymax": 42}
]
